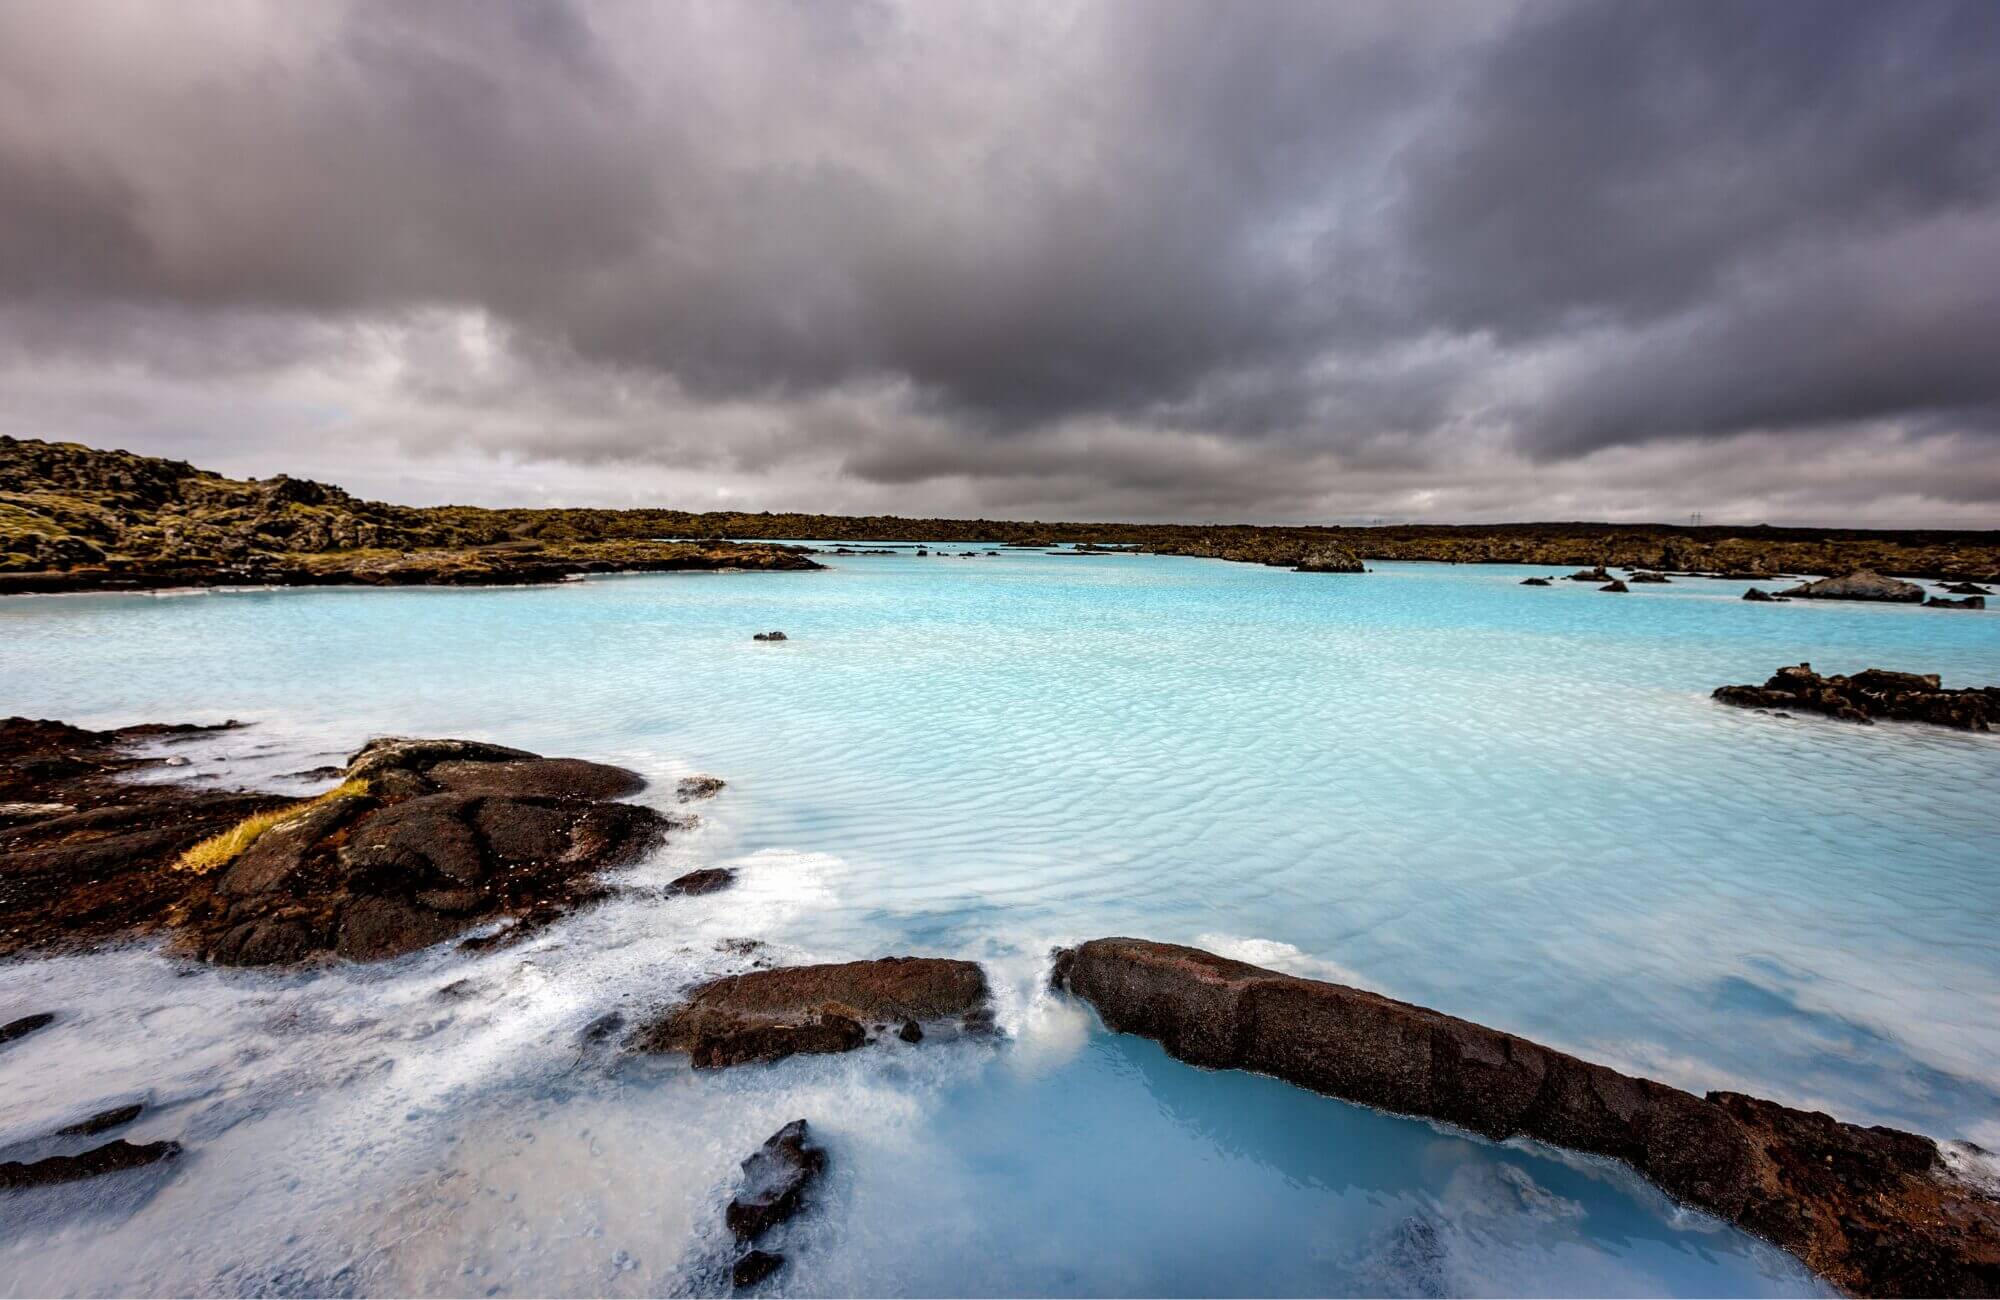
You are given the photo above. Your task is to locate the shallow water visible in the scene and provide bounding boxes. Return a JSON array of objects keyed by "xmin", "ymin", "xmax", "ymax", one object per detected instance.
[{"xmin": 3, "ymin": 551, "xmax": 1996, "ymax": 1296}]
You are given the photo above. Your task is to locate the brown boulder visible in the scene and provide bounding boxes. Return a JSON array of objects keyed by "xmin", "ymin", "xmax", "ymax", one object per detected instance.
[
  {"xmin": 666, "ymin": 868, "xmax": 736, "ymax": 897},
  {"xmin": 1778, "ymin": 570, "xmax": 1926, "ymax": 603},
  {"xmin": 630, "ymin": 957, "xmax": 988, "ymax": 1068},
  {"xmin": 726, "ymin": 1119, "xmax": 827, "ymax": 1240},
  {"xmin": 1053, "ymin": 938, "xmax": 2000, "ymax": 1298}
]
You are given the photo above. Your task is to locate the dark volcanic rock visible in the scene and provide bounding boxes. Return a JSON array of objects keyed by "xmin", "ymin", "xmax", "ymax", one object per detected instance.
[
  {"xmin": 726, "ymin": 1119, "xmax": 827, "ymax": 1241},
  {"xmin": 0, "ymin": 716, "xmax": 672, "ymax": 964},
  {"xmin": 666, "ymin": 868, "xmax": 736, "ymax": 897},
  {"xmin": 1053, "ymin": 938, "xmax": 2000, "ymax": 1298},
  {"xmin": 676, "ymin": 775, "xmax": 727, "ymax": 802},
  {"xmin": 0, "ymin": 1138, "xmax": 181, "ymax": 1189},
  {"xmin": 898, "ymin": 1019, "xmax": 923, "ymax": 1043},
  {"xmin": 1943, "ymin": 581, "xmax": 1992, "ymax": 595},
  {"xmin": 1519, "ymin": 577, "xmax": 1551, "ymax": 586},
  {"xmin": 629, "ymin": 957, "xmax": 988, "ymax": 1068},
  {"xmin": 1293, "ymin": 544, "xmax": 1364, "ymax": 574},
  {"xmin": 1742, "ymin": 587, "xmax": 1784, "ymax": 602},
  {"xmin": 1599, "ymin": 579, "xmax": 1630, "ymax": 592},
  {"xmin": 1, "ymin": 1011, "xmax": 56, "ymax": 1044},
  {"xmin": 57, "ymin": 1102, "xmax": 144, "ymax": 1136},
  {"xmin": 1778, "ymin": 570, "xmax": 1926, "ymax": 603},
  {"xmin": 1627, "ymin": 571, "xmax": 1670, "ymax": 583},
  {"xmin": 1713, "ymin": 662, "xmax": 1998, "ymax": 731},
  {"xmin": 1928, "ymin": 595, "xmax": 1986, "ymax": 609},
  {"xmin": 752, "ymin": 630, "xmax": 788, "ymax": 642},
  {"xmin": 732, "ymin": 1250, "xmax": 784, "ymax": 1288},
  {"xmin": 1566, "ymin": 566, "xmax": 1611, "ymax": 582}
]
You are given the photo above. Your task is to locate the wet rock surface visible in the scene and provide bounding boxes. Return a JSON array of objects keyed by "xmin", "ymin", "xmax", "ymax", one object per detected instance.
[
  {"xmin": 0, "ymin": 1138, "xmax": 181, "ymax": 1189},
  {"xmin": 628, "ymin": 957, "xmax": 988, "ymax": 1068},
  {"xmin": 1743, "ymin": 587, "xmax": 1785, "ymax": 602},
  {"xmin": 752, "ymin": 630, "xmax": 789, "ymax": 642},
  {"xmin": 1519, "ymin": 577, "xmax": 1551, "ymax": 586},
  {"xmin": 731, "ymin": 1249, "xmax": 784, "ymax": 1288},
  {"xmin": 1599, "ymin": 579, "xmax": 1629, "ymax": 592},
  {"xmin": 1713, "ymin": 663, "xmax": 1998, "ymax": 731},
  {"xmin": 1, "ymin": 718, "xmax": 675, "ymax": 963},
  {"xmin": 677, "ymin": 775, "xmax": 726, "ymax": 802},
  {"xmin": 1053, "ymin": 938, "xmax": 2000, "ymax": 1298},
  {"xmin": 1778, "ymin": 570, "xmax": 1927, "ymax": 603},
  {"xmin": 665, "ymin": 868, "xmax": 736, "ymax": 897},
  {"xmin": 726, "ymin": 1119, "xmax": 827, "ymax": 1241},
  {"xmin": 1, "ymin": 1010, "xmax": 56, "ymax": 1044},
  {"xmin": 1928, "ymin": 595, "xmax": 1986, "ymax": 609}
]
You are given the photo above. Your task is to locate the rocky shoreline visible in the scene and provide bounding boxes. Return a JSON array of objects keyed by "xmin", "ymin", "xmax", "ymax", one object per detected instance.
[
  {"xmin": 0, "ymin": 718, "xmax": 678, "ymax": 962},
  {"xmin": 9, "ymin": 437, "xmax": 1999, "ymax": 589},
  {"xmin": 1714, "ymin": 664, "xmax": 1998, "ymax": 731},
  {"xmin": 1052, "ymin": 937, "xmax": 2000, "ymax": 1297}
]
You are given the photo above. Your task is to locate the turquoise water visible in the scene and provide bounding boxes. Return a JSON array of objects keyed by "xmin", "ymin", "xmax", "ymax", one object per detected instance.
[{"xmin": 3, "ymin": 551, "xmax": 1996, "ymax": 1295}]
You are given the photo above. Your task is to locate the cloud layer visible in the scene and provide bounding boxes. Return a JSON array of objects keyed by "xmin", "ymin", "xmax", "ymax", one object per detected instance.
[{"xmin": 2, "ymin": 0, "xmax": 1996, "ymax": 524}]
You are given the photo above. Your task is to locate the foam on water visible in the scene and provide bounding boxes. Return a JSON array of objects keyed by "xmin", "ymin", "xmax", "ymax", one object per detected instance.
[{"xmin": 4, "ymin": 550, "xmax": 1996, "ymax": 1295}]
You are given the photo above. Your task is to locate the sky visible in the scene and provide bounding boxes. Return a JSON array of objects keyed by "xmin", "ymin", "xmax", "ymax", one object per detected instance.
[{"xmin": 2, "ymin": 0, "xmax": 1997, "ymax": 527}]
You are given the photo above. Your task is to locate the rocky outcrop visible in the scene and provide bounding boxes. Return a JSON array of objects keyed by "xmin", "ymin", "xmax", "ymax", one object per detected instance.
[
  {"xmin": 0, "ymin": 717, "xmax": 675, "ymax": 962},
  {"xmin": 628, "ymin": 957, "xmax": 988, "ymax": 1068},
  {"xmin": 666, "ymin": 868, "xmax": 736, "ymax": 897},
  {"xmin": 1713, "ymin": 663, "xmax": 1997, "ymax": 731},
  {"xmin": 1928, "ymin": 595, "xmax": 1986, "ymax": 610},
  {"xmin": 1743, "ymin": 587, "xmax": 1785, "ymax": 602},
  {"xmin": 1599, "ymin": 579, "xmax": 1630, "ymax": 593},
  {"xmin": 1567, "ymin": 566, "xmax": 1612, "ymax": 582},
  {"xmin": 1778, "ymin": 571, "xmax": 1926, "ymax": 603},
  {"xmin": 1628, "ymin": 570, "xmax": 1671, "ymax": 583},
  {"xmin": 727, "ymin": 1119, "xmax": 827, "ymax": 1241},
  {"xmin": 677, "ymin": 775, "xmax": 726, "ymax": 802},
  {"xmin": 0, "ymin": 1138, "xmax": 181, "ymax": 1189},
  {"xmin": 733, "ymin": 1250, "xmax": 784, "ymax": 1288},
  {"xmin": 1943, "ymin": 582, "xmax": 1992, "ymax": 595},
  {"xmin": 1052, "ymin": 938, "xmax": 2000, "ymax": 1298},
  {"xmin": 1293, "ymin": 544, "xmax": 1364, "ymax": 574},
  {"xmin": 2, "ymin": 436, "xmax": 819, "ymax": 593}
]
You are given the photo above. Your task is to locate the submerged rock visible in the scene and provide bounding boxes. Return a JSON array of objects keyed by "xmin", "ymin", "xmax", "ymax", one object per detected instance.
[
  {"xmin": 1713, "ymin": 663, "xmax": 1997, "ymax": 731},
  {"xmin": 726, "ymin": 1119, "xmax": 827, "ymax": 1240},
  {"xmin": 752, "ymin": 630, "xmax": 788, "ymax": 642},
  {"xmin": 1627, "ymin": 571, "xmax": 1670, "ymax": 583},
  {"xmin": 1928, "ymin": 595, "xmax": 1987, "ymax": 610},
  {"xmin": 1742, "ymin": 587, "xmax": 1784, "ymax": 602},
  {"xmin": 629, "ymin": 957, "xmax": 988, "ymax": 1068},
  {"xmin": 1778, "ymin": 570, "xmax": 1926, "ymax": 603},
  {"xmin": 1519, "ymin": 577, "xmax": 1551, "ymax": 587},
  {"xmin": 732, "ymin": 1250, "xmax": 784, "ymax": 1288},
  {"xmin": 1565, "ymin": 566, "xmax": 1611, "ymax": 582},
  {"xmin": 1599, "ymin": 579, "xmax": 1629, "ymax": 593},
  {"xmin": 0, "ymin": 1138, "xmax": 181, "ymax": 1189},
  {"xmin": 1052, "ymin": 938, "xmax": 2000, "ymax": 1298}
]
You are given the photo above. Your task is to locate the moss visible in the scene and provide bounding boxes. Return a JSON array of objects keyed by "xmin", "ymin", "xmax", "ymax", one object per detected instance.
[{"xmin": 174, "ymin": 778, "xmax": 369, "ymax": 875}]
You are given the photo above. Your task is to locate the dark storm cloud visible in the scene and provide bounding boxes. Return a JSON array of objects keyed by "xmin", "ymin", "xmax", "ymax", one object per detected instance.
[{"xmin": 0, "ymin": 0, "xmax": 1995, "ymax": 523}]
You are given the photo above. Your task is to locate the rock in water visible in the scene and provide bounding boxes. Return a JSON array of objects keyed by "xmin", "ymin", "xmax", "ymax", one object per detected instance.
[
  {"xmin": 677, "ymin": 775, "xmax": 726, "ymax": 802},
  {"xmin": 628, "ymin": 957, "xmax": 988, "ymax": 1068},
  {"xmin": 1777, "ymin": 570, "xmax": 1926, "ymax": 602},
  {"xmin": 56, "ymin": 1102, "xmax": 144, "ymax": 1136},
  {"xmin": 1742, "ymin": 587, "xmax": 1782, "ymax": 602},
  {"xmin": 0, "ymin": 1139, "xmax": 181, "ymax": 1189},
  {"xmin": 1566, "ymin": 566, "xmax": 1611, "ymax": 582},
  {"xmin": 1293, "ymin": 544, "xmax": 1364, "ymax": 573},
  {"xmin": 1052, "ymin": 938, "xmax": 2000, "ymax": 1298},
  {"xmin": 1599, "ymin": 579, "xmax": 1629, "ymax": 592},
  {"xmin": 1943, "ymin": 581, "xmax": 1992, "ymax": 595},
  {"xmin": 752, "ymin": 630, "xmax": 788, "ymax": 641},
  {"xmin": 1713, "ymin": 662, "xmax": 1997, "ymax": 731},
  {"xmin": 665, "ymin": 868, "xmax": 736, "ymax": 897},
  {"xmin": 1928, "ymin": 595, "xmax": 1986, "ymax": 609},
  {"xmin": 726, "ymin": 1120, "xmax": 828, "ymax": 1240},
  {"xmin": 1, "ymin": 1011, "xmax": 56, "ymax": 1045},
  {"xmin": 732, "ymin": 1250, "xmax": 784, "ymax": 1288},
  {"xmin": 1628, "ymin": 570, "xmax": 1670, "ymax": 583},
  {"xmin": 1519, "ymin": 577, "xmax": 1551, "ymax": 586}
]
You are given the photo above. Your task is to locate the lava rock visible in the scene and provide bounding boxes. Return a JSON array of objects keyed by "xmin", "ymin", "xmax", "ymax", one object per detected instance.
[
  {"xmin": 1293, "ymin": 544, "xmax": 1364, "ymax": 574},
  {"xmin": 0, "ymin": 1138, "xmax": 181, "ymax": 1189},
  {"xmin": 1599, "ymin": 579, "xmax": 1630, "ymax": 592},
  {"xmin": 1052, "ymin": 937, "xmax": 2000, "ymax": 1299},
  {"xmin": 56, "ymin": 1102, "xmax": 144, "ymax": 1136},
  {"xmin": 1943, "ymin": 581, "xmax": 1992, "ymax": 595},
  {"xmin": 726, "ymin": 1119, "xmax": 828, "ymax": 1240},
  {"xmin": 1777, "ymin": 570, "xmax": 1926, "ymax": 603},
  {"xmin": 1742, "ymin": 587, "xmax": 1783, "ymax": 602},
  {"xmin": 1566, "ymin": 566, "xmax": 1612, "ymax": 582},
  {"xmin": 1519, "ymin": 577, "xmax": 1551, "ymax": 586},
  {"xmin": 629, "ymin": 957, "xmax": 988, "ymax": 1068},
  {"xmin": 1, "ymin": 1011, "xmax": 56, "ymax": 1045},
  {"xmin": 1713, "ymin": 662, "xmax": 1996, "ymax": 731},
  {"xmin": 665, "ymin": 868, "xmax": 736, "ymax": 897},
  {"xmin": 1628, "ymin": 571, "xmax": 1671, "ymax": 583},
  {"xmin": 1927, "ymin": 595, "xmax": 1986, "ymax": 609},
  {"xmin": 898, "ymin": 1019, "xmax": 923, "ymax": 1043},
  {"xmin": 732, "ymin": 1250, "xmax": 784, "ymax": 1288},
  {"xmin": 677, "ymin": 775, "xmax": 727, "ymax": 802},
  {"xmin": 752, "ymin": 631, "xmax": 788, "ymax": 642}
]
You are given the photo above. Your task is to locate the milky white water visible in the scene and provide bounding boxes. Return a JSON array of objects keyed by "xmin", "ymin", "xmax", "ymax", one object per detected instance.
[{"xmin": 4, "ymin": 549, "xmax": 1997, "ymax": 1296}]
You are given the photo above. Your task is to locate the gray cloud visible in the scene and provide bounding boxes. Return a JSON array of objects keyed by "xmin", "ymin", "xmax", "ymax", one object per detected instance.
[{"xmin": 0, "ymin": 0, "xmax": 1995, "ymax": 524}]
